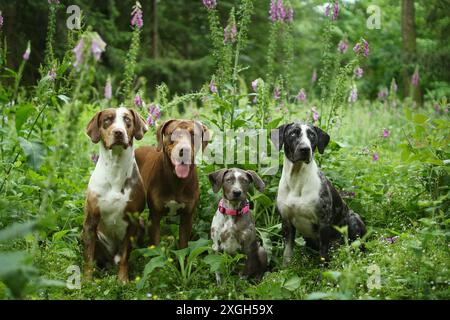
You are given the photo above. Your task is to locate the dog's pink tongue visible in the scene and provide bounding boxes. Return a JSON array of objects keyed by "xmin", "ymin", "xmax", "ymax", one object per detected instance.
[{"xmin": 175, "ymin": 164, "xmax": 190, "ymax": 179}]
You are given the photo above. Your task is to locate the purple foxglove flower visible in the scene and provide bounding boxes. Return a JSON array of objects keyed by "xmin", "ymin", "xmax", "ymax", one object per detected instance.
[
  {"xmin": 411, "ymin": 69, "xmax": 419, "ymax": 86},
  {"xmin": 354, "ymin": 67, "xmax": 363, "ymax": 79},
  {"xmin": 203, "ymin": 0, "xmax": 217, "ymax": 10},
  {"xmin": 324, "ymin": 4, "xmax": 330, "ymax": 17},
  {"xmin": 363, "ymin": 39, "xmax": 369, "ymax": 57},
  {"xmin": 91, "ymin": 33, "xmax": 106, "ymax": 61},
  {"xmin": 311, "ymin": 108, "xmax": 319, "ymax": 122},
  {"xmin": 47, "ymin": 68, "xmax": 56, "ymax": 81},
  {"xmin": 73, "ymin": 38, "xmax": 84, "ymax": 68},
  {"xmin": 209, "ymin": 79, "xmax": 218, "ymax": 93},
  {"xmin": 311, "ymin": 69, "xmax": 317, "ymax": 83},
  {"xmin": 253, "ymin": 96, "xmax": 257, "ymax": 104},
  {"xmin": 372, "ymin": 152, "xmax": 379, "ymax": 161},
  {"xmin": 332, "ymin": 1, "xmax": 339, "ymax": 21},
  {"xmin": 147, "ymin": 115, "xmax": 156, "ymax": 126},
  {"xmin": 383, "ymin": 128, "xmax": 390, "ymax": 138},
  {"xmin": 273, "ymin": 87, "xmax": 280, "ymax": 100},
  {"xmin": 378, "ymin": 89, "xmax": 388, "ymax": 101},
  {"xmin": 149, "ymin": 104, "xmax": 161, "ymax": 120},
  {"xmin": 134, "ymin": 94, "xmax": 143, "ymax": 107},
  {"xmin": 297, "ymin": 88, "xmax": 306, "ymax": 101},
  {"xmin": 251, "ymin": 79, "xmax": 258, "ymax": 92},
  {"xmin": 287, "ymin": 7, "xmax": 294, "ymax": 22},
  {"xmin": 338, "ymin": 39, "xmax": 348, "ymax": 53},
  {"xmin": 348, "ymin": 86, "xmax": 358, "ymax": 103},
  {"xmin": 353, "ymin": 43, "xmax": 361, "ymax": 54},
  {"xmin": 91, "ymin": 153, "xmax": 99, "ymax": 164},
  {"xmin": 224, "ymin": 23, "xmax": 237, "ymax": 44},
  {"xmin": 131, "ymin": 2, "xmax": 144, "ymax": 29},
  {"xmin": 0, "ymin": 11, "xmax": 3, "ymax": 29},
  {"xmin": 269, "ymin": 0, "xmax": 277, "ymax": 22},
  {"xmin": 104, "ymin": 78, "xmax": 112, "ymax": 100},
  {"xmin": 23, "ymin": 43, "xmax": 31, "ymax": 61},
  {"xmin": 277, "ymin": 0, "xmax": 286, "ymax": 21},
  {"xmin": 382, "ymin": 236, "xmax": 399, "ymax": 244}
]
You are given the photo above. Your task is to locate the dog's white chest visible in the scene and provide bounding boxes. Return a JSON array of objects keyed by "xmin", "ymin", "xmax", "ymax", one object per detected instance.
[
  {"xmin": 211, "ymin": 213, "xmax": 246, "ymax": 255},
  {"xmin": 277, "ymin": 160, "xmax": 321, "ymax": 239},
  {"xmin": 88, "ymin": 160, "xmax": 133, "ymax": 254}
]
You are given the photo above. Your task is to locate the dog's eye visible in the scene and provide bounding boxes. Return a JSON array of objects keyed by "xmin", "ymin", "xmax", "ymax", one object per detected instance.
[
  {"xmin": 307, "ymin": 131, "xmax": 315, "ymax": 138},
  {"xmin": 124, "ymin": 117, "xmax": 131, "ymax": 127}
]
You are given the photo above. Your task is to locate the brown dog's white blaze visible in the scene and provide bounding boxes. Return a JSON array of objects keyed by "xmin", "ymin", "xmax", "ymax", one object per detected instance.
[{"xmin": 157, "ymin": 119, "xmax": 210, "ymax": 179}]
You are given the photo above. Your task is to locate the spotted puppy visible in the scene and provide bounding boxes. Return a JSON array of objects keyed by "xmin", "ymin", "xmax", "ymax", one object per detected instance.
[
  {"xmin": 209, "ymin": 168, "xmax": 267, "ymax": 283},
  {"xmin": 84, "ymin": 107, "xmax": 148, "ymax": 282},
  {"xmin": 272, "ymin": 122, "xmax": 366, "ymax": 265}
]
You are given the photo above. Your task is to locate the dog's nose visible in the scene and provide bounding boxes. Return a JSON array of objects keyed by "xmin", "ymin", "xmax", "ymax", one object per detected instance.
[
  {"xmin": 232, "ymin": 190, "xmax": 242, "ymax": 198},
  {"xmin": 179, "ymin": 147, "xmax": 191, "ymax": 158},
  {"xmin": 299, "ymin": 147, "xmax": 310, "ymax": 156},
  {"xmin": 114, "ymin": 130, "xmax": 124, "ymax": 139}
]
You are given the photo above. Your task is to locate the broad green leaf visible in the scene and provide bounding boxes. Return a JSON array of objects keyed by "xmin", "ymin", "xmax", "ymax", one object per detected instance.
[
  {"xmin": 15, "ymin": 103, "xmax": 34, "ymax": 134},
  {"xmin": 413, "ymin": 114, "xmax": 428, "ymax": 124},
  {"xmin": 203, "ymin": 254, "xmax": 223, "ymax": 273},
  {"xmin": 137, "ymin": 255, "xmax": 166, "ymax": 289},
  {"xmin": 18, "ymin": 138, "xmax": 47, "ymax": 171},
  {"xmin": 283, "ymin": 276, "xmax": 301, "ymax": 291}
]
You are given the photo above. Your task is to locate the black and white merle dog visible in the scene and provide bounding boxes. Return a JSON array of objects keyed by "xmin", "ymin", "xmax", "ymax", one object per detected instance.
[{"xmin": 272, "ymin": 122, "xmax": 366, "ymax": 265}]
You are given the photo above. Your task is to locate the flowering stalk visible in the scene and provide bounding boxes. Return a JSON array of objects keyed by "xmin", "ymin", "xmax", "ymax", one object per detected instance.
[
  {"xmin": 120, "ymin": 1, "xmax": 143, "ymax": 103},
  {"xmin": 44, "ymin": 0, "xmax": 59, "ymax": 71}
]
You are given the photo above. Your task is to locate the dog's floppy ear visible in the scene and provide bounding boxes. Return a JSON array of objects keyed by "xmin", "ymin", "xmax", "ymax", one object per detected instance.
[
  {"xmin": 156, "ymin": 119, "xmax": 176, "ymax": 151},
  {"xmin": 86, "ymin": 111, "xmax": 102, "ymax": 143},
  {"xmin": 129, "ymin": 108, "xmax": 148, "ymax": 140},
  {"xmin": 208, "ymin": 168, "xmax": 228, "ymax": 193},
  {"xmin": 246, "ymin": 170, "xmax": 265, "ymax": 192},
  {"xmin": 314, "ymin": 126, "xmax": 330, "ymax": 154},
  {"xmin": 194, "ymin": 121, "xmax": 211, "ymax": 152},
  {"xmin": 271, "ymin": 123, "xmax": 290, "ymax": 151}
]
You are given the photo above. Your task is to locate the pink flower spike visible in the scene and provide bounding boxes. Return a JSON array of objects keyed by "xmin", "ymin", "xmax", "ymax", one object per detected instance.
[
  {"xmin": 203, "ymin": 0, "xmax": 217, "ymax": 10},
  {"xmin": 338, "ymin": 39, "xmax": 348, "ymax": 54},
  {"xmin": 251, "ymin": 79, "xmax": 258, "ymax": 92},
  {"xmin": 354, "ymin": 67, "xmax": 363, "ymax": 79},
  {"xmin": 0, "ymin": 11, "xmax": 4, "ymax": 29},
  {"xmin": 311, "ymin": 108, "xmax": 319, "ymax": 122},
  {"xmin": 209, "ymin": 79, "xmax": 218, "ymax": 93},
  {"xmin": 332, "ymin": 1, "xmax": 339, "ymax": 21},
  {"xmin": 273, "ymin": 87, "xmax": 281, "ymax": 100},
  {"xmin": 353, "ymin": 43, "xmax": 361, "ymax": 54},
  {"xmin": 324, "ymin": 4, "xmax": 330, "ymax": 17},
  {"xmin": 73, "ymin": 38, "xmax": 84, "ymax": 68},
  {"xmin": 383, "ymin": 129, "xmax": 390, "ymax": 138},
  {"xmin": 372, "ymin": 152, "xmax": 379, "ymax": 161},
  {"xmin": 411, "ymin": 68, "xmax": 419, "ymax": 86},
  {"xmin": 134, "ymin": 94, "xmax": 143, "ymax": 108},
  {"xmin": 47, "ymin": 68, "xmax": 56, "ymax": 81},
  {"xmin": 23, "ymin": 43, "xmax": 31, "ymax": 61},
  {"xmin": 297, "ymin": 88, "xmax": 307, "ymax": 102},
  {"xmin": 104, "ymin": 78, "xmax": 112, "ymax": 100},
  {"xmin": 131, "ymin": 2, "xmax": 144, "ymax": 29}
]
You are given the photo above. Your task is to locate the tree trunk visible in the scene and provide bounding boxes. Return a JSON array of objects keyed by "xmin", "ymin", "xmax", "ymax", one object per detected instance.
[
  {"xmin": 152, "ymin": 0, "xmax": 159, "ymax": 58},
  {"xmin": 401, "ymin": 0, "xmax": 421, "ymax": 104}
]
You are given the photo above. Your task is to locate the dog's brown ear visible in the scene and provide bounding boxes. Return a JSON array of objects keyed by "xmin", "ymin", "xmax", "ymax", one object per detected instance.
[
  {"xmin": 208, "ymin": 168, "xmax": 228, "ymax": 193},
  {"xmin": 156, "ymin": 119, "xmax": 176, "ymax": 151},
  {"xmin": 314, "ymin": 126, "xmax": 330, "ymax": 154},
  {"xmin": 246, "ymin": 170, "xmax": 265, "ymax": 192},
  {"xmin": 194, "ymin": 121, "xmax": 211, "ymax": 151},
  {"xmin": 129, "ymin": 109, "xmax": 148, "ymax": 140},
  {"xmin": 271, "ymin": 123, "xmax": 291, "ymax": 151},
  {"xmin": 86, "ymin": 111, "xmax": 102, "ymax": 143}
]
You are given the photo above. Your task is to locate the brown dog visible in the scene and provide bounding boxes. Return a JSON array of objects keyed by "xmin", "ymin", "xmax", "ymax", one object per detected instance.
[
  {"xmin": 135, "ymin": 119, "xmax": 210, "ymax": 248},
  {"xmin": 83, "ymin": 107, "xmax": 148, "ymax": 283}
]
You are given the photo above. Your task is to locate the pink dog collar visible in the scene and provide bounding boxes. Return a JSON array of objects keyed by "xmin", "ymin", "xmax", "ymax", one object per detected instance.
[{"xmin": 218, "ymin": 199, "xmax": 250, "ymax": 216}]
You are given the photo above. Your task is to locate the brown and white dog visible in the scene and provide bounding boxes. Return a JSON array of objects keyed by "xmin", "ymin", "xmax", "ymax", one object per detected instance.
[
  {"xmin": 208, "ymin": 168, "xmax": 267, "ymax": 283},
  {"xmin": 83, "ymin": 107, "xmax": 148, "ymax": 283},
  {"xmin": 135, "ymin": 119, "xmax": 210, "ymax": 248}
]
